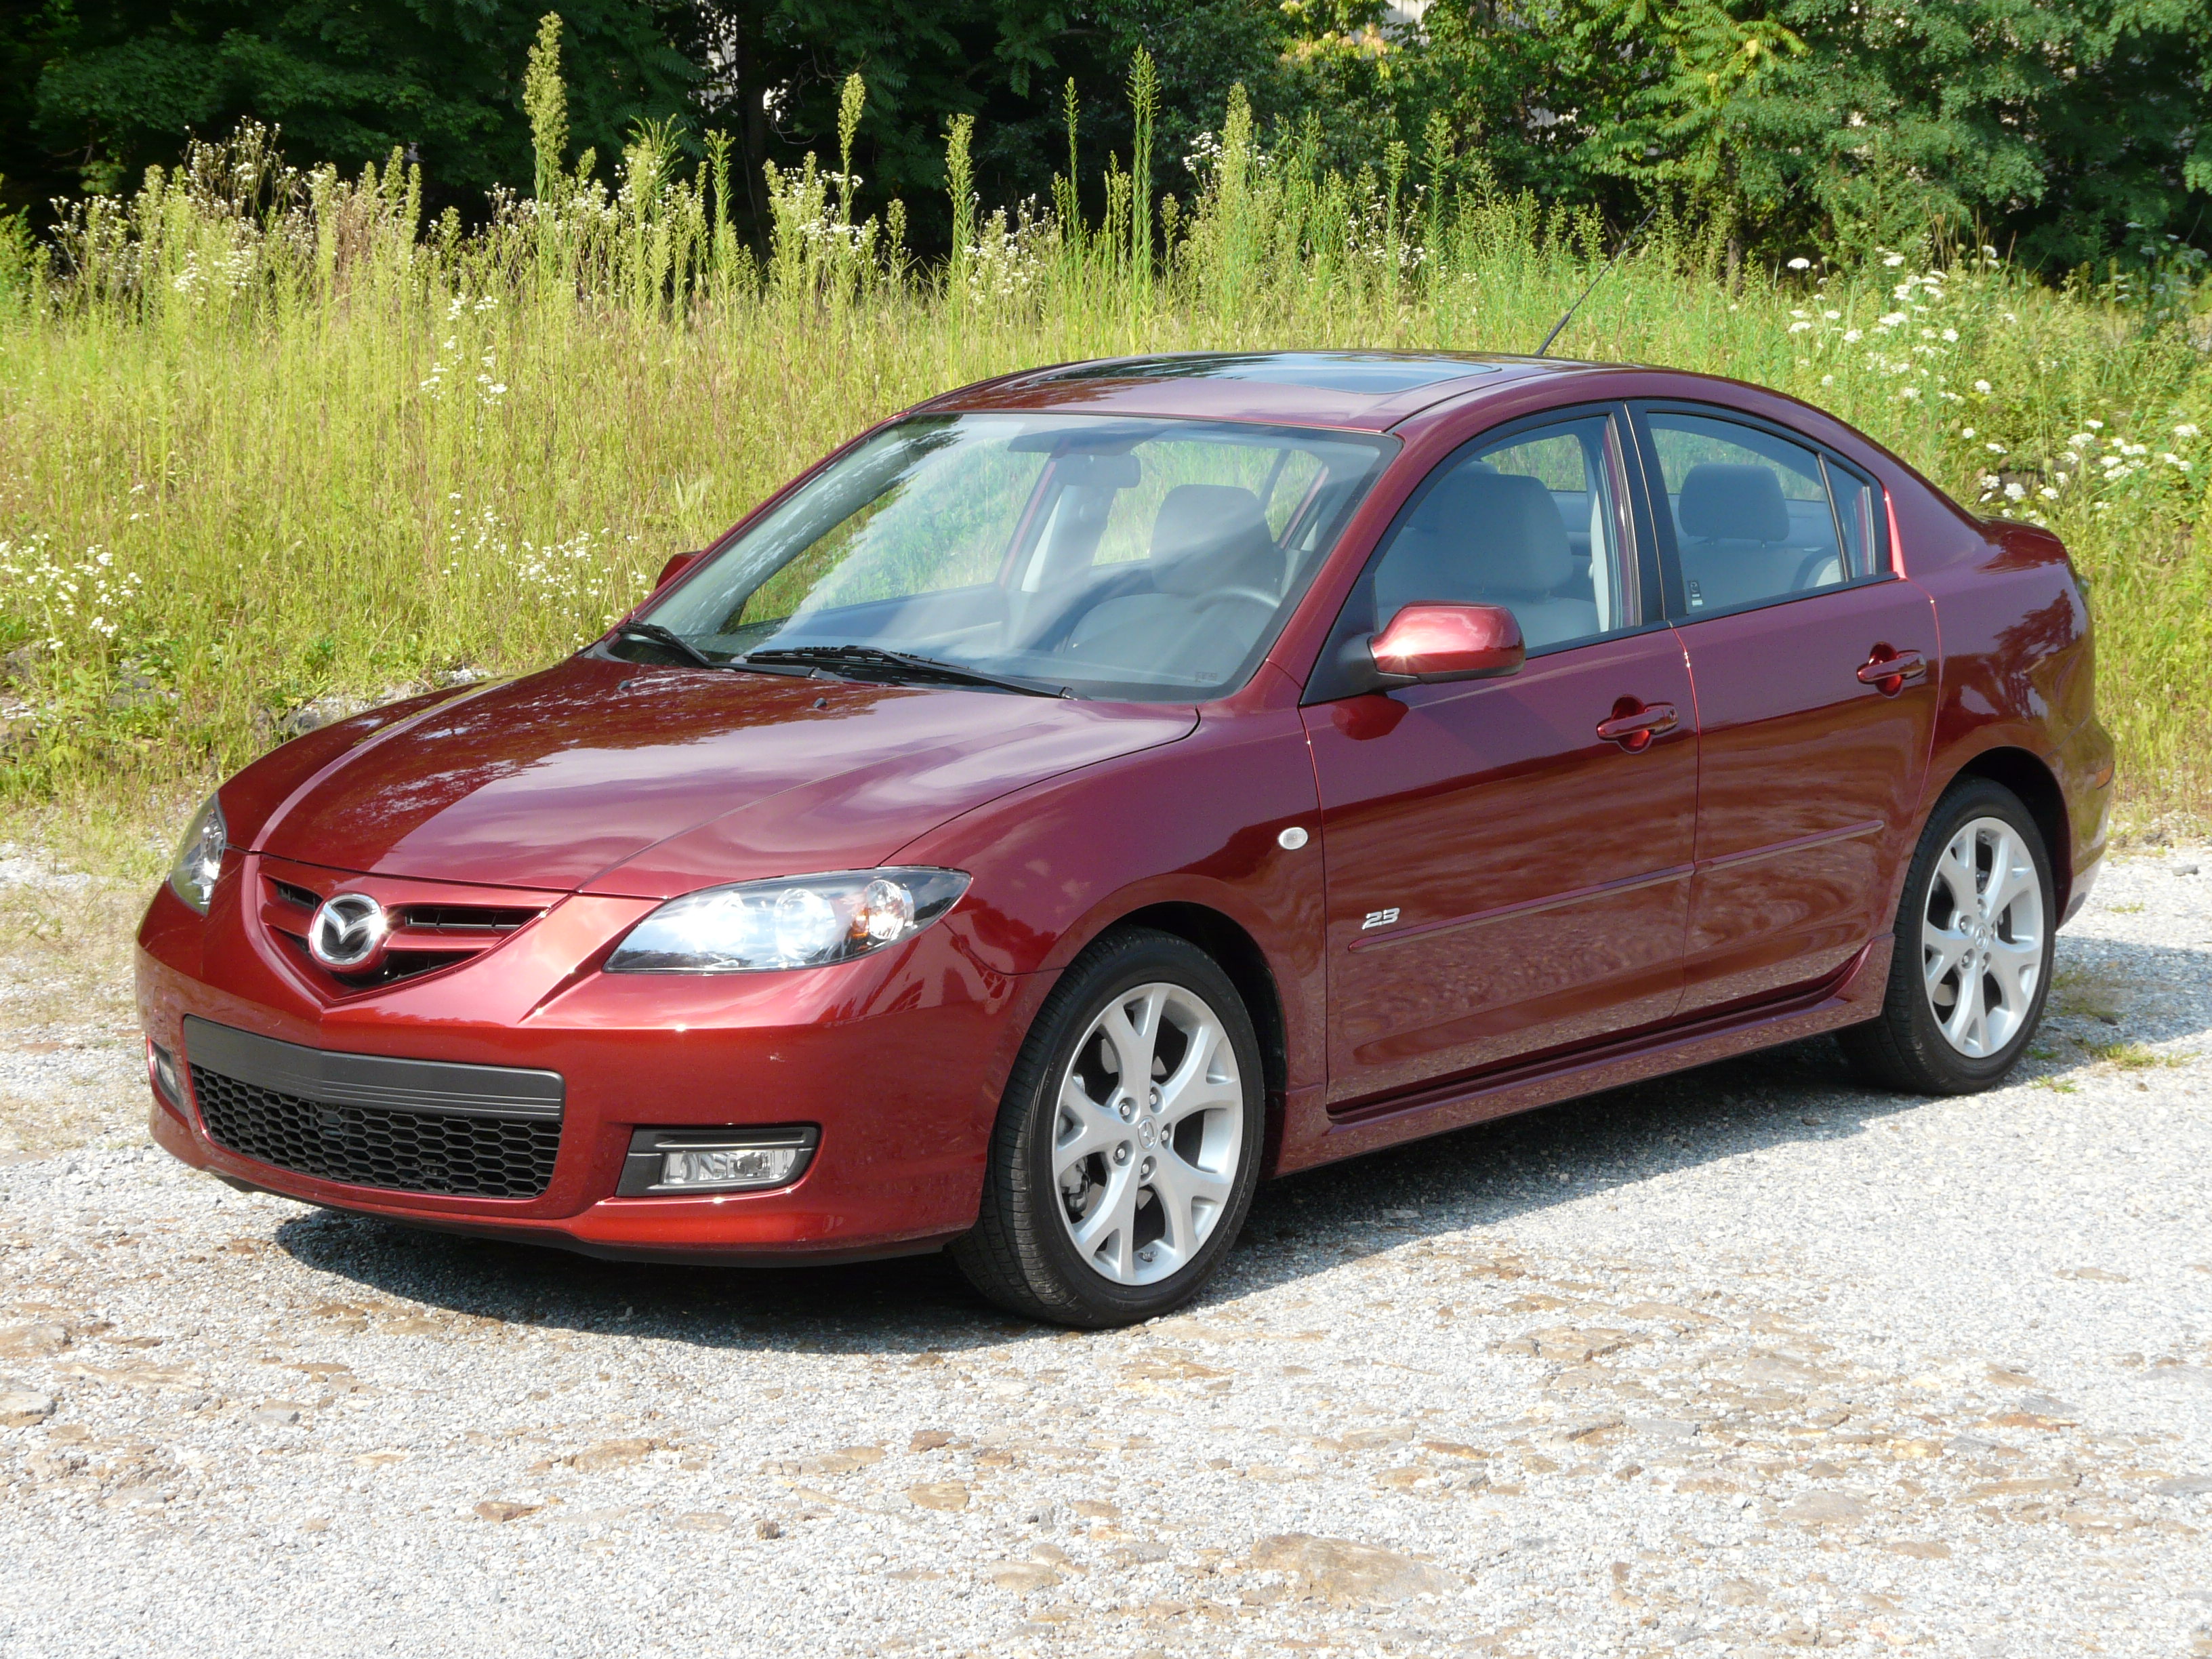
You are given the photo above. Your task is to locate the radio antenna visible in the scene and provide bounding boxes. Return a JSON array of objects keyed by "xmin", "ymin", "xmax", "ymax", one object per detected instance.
[{"xmin": 1534, "ymin": 201, "xmax": 1661, "ymax": 359}]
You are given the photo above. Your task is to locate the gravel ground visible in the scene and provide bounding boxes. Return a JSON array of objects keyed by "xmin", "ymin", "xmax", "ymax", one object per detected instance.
[{"xmin": 1, "ymin": 845, "xmax": 2209, "ymax": 1657}]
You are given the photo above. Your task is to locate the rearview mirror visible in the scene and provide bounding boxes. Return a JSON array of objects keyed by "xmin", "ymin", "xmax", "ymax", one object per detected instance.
[
  {"xmin": 654, "ymin": 550, "xmax": 704, "ymax": 591},
  {"xmin": 1369, "ymin": 602, "xmax": 1525, "ymax": 683}
]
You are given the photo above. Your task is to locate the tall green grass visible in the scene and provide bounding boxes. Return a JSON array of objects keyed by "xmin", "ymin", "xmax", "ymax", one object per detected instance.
[{"xmin": 1, "ymin": 86, "xmax": 2208, "ymax": 848}]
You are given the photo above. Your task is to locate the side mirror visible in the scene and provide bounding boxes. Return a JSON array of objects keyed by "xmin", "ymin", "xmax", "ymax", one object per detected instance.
[
  {"xmin": 1368, "ymin": 602, "xmax": 1525, "ymax": 682},
  {"xmin": 653, "ymin": 550, "xmax": 704, "ymax": 592}
]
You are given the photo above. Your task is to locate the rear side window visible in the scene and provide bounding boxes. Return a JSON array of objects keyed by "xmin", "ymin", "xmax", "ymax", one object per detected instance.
[{"xmin": 1642, "ymin": 411, "xmax": 1883, "ymax": 617}]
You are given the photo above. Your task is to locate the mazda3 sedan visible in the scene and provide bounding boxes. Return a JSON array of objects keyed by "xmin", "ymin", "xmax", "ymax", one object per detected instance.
[{"xmin": 139, "ymin": 351, "xmax": 2114, "ymax": 1326}]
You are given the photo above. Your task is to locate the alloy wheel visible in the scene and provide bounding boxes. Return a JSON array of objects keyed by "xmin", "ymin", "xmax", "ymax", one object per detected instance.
[
  {"xmin": 1051, "ymin": 981, "xmax": 1244, "ymax": 1286},
  {"xmin": 1921, "ymin": 815, "xmax": 2046, "ymax": 1058}
]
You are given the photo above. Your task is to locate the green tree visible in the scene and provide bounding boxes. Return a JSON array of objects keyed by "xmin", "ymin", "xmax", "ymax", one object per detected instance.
[
  {"xmin": 681, "ymin": 0, "xmax": 1286, "ymax": 245},
  {"xmin": 1404, "ymin": 0, "xmax": 2212, "ymax": 270},
  {"xmin": 15, "ymin": 1, "xmax": 695, "ymax": 218}
]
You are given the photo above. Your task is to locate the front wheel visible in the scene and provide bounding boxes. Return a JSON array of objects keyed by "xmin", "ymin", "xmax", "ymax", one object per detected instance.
[
  {"xmin": 951, "ymin": 929, "xmax": 1265, "ymax": 1328},
  {"xmin": 1841, "ymin": 777, "xmax": 2055, "ymax": 1094}
]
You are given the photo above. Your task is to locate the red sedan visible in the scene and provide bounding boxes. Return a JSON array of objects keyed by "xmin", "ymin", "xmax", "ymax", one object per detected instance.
[{"xmin": 138, "ymin": 352, "xmax": 2114, "ymax": 1326}]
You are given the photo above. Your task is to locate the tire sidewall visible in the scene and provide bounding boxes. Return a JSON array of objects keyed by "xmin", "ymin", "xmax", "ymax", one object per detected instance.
[
  {"xmin": 1891, "ymin": 779, "xmax": 2056, "ymax": 1088},
  {"xmin": 1016, "ymin": 934, "xmax": 1265, "ymax": 1322}
]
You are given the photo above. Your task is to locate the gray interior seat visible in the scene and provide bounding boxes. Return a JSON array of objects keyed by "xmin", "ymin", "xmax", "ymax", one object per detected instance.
[
  {"xmin": 1675, "ymin": 463, "xmax": 1816, "ymax": 609},
  {"xmin": 1062, "ymin": 485, "xmax": 1286, "ymax": 679},
  {"xmin": 1374, "ymin": 468, "xmax": 1598, "ymax": 648}
]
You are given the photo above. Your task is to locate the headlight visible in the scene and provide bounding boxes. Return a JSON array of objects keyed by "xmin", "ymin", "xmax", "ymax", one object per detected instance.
[
  {"xmin": 166, "ymin": 794, "xmax": 228, "ymax": 913},
  {"xmin": 606, "ymin": 868, "xmax": 970, "ymax": 974}
]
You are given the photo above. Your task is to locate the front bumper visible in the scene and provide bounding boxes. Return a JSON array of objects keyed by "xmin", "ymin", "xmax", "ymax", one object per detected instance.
[{"xmin": 137, "ymin": 856, "xmax": 1050, "ymax": 1261}]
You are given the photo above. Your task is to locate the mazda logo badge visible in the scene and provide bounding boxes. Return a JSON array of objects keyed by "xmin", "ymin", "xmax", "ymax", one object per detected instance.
[{"xmin": 308, "ymin": 892, "xmax": 388, "ymax": 970}]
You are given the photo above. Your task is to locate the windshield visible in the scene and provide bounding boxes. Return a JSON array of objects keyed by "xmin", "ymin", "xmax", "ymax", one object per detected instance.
[{"xmin": 628, "ymin": 413, "xmax": 1397, "ymax": 701}]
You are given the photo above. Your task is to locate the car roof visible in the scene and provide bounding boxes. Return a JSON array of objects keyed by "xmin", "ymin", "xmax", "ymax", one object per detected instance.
[{"xmin": 924, "ymin": 350, "xmax": 1613, "ymax": 431}]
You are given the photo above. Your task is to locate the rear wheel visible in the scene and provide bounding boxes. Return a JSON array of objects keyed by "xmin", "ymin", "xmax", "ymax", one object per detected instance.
[
  {"xmin": 951, "ymin": 929, "xmax": 1264, "ymax": 1328},
  {"xmin": 1841, "ymin": 777, "xmax": 2055, "ymax": 1094}
]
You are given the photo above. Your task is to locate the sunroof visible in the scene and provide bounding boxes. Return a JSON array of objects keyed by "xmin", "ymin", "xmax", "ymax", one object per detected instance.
[{"xmin": 1041, "ymin": 352, "xmax": 1498, "ymax": 394}]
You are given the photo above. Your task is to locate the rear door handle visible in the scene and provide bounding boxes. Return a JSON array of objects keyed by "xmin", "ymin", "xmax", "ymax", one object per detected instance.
[
  {"xmin": 1857, "ymin": 647, "xmax": 1927, "ymax": 695},
  {"xmin": 1596, "ymin": 700, "xmax": 1679, "ymax": 753}
]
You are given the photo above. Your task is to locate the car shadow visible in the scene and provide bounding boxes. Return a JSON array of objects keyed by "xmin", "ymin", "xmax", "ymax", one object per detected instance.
[{"xmin": 271, "ymin": 933, "xmax": 2212, "ymax": 1359}]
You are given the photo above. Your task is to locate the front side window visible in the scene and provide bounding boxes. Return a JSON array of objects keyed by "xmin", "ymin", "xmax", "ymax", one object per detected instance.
[
  {"xmin": 1642, "ymin": 409, "xmax": 1884, "ymax": 615},
  {"xmin": 630, "ymin": 414, "xmax": 1395, "ymax": 701},
  {"xmin": 1361, "ymin": 412, "xmax": 1638, "ymax": 653}
]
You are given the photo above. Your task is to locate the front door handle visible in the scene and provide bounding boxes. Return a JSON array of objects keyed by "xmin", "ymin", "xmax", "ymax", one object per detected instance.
[
  {"xmin": 1596, "ymin": 699, "xmax": 1679, "ymax": 753},
  {"xmin": 1857, "ymin": 646, "xmax": 1927, "ymax": 696}
]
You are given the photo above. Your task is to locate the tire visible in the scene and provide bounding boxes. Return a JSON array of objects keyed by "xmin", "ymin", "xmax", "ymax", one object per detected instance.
[
  {"xmin": 951, "ymin": 928, "xmax": 1265, "ymax": 1328},
  {"xmin": 1840, "ymin": 777, "xmax": 2055, "ymax": 1094}
]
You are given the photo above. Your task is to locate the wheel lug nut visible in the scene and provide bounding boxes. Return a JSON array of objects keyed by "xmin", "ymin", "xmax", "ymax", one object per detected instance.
[
  {"xmin": 1140, "ymin": 1156, "xmax": 1155, "ymax": 1179},
  {"xmin": 1118, "ymin": 1098, "xmax": 1135, "ymax": 1121},
  {"xmin": 1112, "ymin": 1144, "xmax": 1131, "ymax": 1165}
]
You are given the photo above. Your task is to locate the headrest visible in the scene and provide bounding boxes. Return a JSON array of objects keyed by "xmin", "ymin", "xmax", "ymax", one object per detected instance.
[
  {"xmin": 1679, "ymin": 464, "xmax": 1788, "ymax": 543},
  {"xmin": 1149, "ymin": 485, "xmax": 1282, "ymax": 597},
  {"xmin": 1414, "ymin": 469, "xmax": 1572, "ymax": 596}
]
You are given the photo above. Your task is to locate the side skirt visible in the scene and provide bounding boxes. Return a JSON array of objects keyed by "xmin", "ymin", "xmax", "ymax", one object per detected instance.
[{"xmin": 1273, "ymin": 937, "xmax": 1892, "ymax": 1176}]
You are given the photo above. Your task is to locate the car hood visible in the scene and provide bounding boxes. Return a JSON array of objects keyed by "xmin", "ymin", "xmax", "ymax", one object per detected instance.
[{"xmin": 251, "ymin": 655, "xmax": 1197, "ymax": 899}]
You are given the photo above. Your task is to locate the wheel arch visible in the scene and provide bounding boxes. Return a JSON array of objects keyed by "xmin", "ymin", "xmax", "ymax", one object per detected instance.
[
  {"xmin": 1941, "ymin": 745, "xmax": 2072, "ymax": 916},
  {"xmin": 1110, "ymin": 901, "xmax": 1290, "ymax": 1140}
]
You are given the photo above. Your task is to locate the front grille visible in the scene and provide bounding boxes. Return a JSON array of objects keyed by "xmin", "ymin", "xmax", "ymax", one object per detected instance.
[
  {"xmin": 182, "ymin": 1017, "xmax": 563, "ymax": 1200},
  {"xmin": 270, "ymin": 929, "xmax": 473, "ymax": 990},
  {"xmin": 398, "ymin": 905, "xmax": 539, "ymax": 935},
  {"xmin": 258, "ymin": 872, "xmax": 547, "ymax": 996},
  {"xmin": 270, "ymin": 878, "xmax": 321, "ymax": 912},
  {"xmin": 192, "ymin": 1067, "xmax": 560, "ymax": 1197}
]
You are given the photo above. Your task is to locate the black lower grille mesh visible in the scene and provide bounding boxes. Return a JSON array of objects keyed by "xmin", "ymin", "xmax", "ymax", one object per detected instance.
[{"xmin": 190, "ymin": 1065, "xmax": 559, "ymax": 1198}]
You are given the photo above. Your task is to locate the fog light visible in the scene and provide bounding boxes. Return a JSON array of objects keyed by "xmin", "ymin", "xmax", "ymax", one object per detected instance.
[
  {"xmin": 662, "ymin": 1146, "xmax": 800, "ymax": 1188},
  {"xmin": 617, "ymin": 1126, "xmax": 819, "ymax": 1195},
  {"xmin": 147, "ymin": 1040, "xmax": 183, "ymax": 1110}
]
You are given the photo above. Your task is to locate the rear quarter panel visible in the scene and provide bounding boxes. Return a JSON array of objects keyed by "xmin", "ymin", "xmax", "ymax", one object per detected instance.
[{"xmin": 1904, "ymin": 510, "xmax": 2110, "ymax": 907}]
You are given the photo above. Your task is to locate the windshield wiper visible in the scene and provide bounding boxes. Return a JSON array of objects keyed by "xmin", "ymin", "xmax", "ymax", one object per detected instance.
[
  {"xmin": 743, "ymin": 644, "xmax": 1071, "ymax": 699},
  {"xmin": 609, "ymin": 620, "xmax": 724, "ymax": 670},
  {"xmin": 607, "ymin": 622, "xmax": 816, "ymax": 679}
]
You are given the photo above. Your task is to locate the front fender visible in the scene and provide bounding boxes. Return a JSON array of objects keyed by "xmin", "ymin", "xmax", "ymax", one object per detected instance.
[{"xmin": 891, "ymin": 703, "xmax": 1327, "ymax": 1094}]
